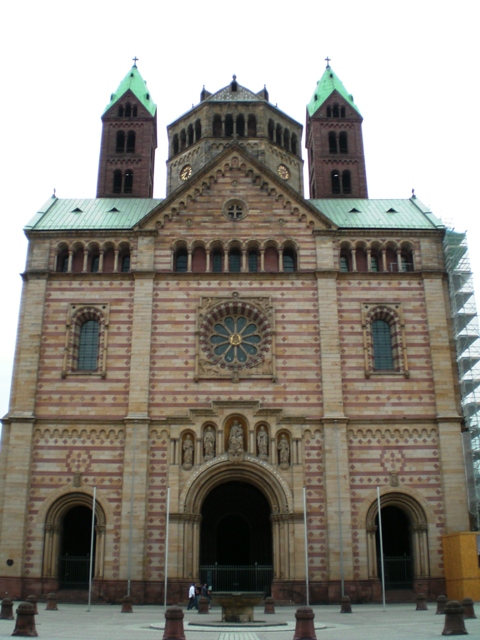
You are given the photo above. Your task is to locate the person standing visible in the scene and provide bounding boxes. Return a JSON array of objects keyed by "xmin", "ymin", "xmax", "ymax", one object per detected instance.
[{"xmin": 187, "ymin": 582, "xmax": 196, "ymax": 610}]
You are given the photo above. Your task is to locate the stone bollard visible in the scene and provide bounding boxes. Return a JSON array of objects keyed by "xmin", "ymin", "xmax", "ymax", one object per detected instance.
[
  {"xmin": 416, "ymin": 593, "xmax": 428, "ymax": 611},
  {"xmin": 264, "ymin": 597, "xmax": 275, "ymax": 614},
  {"xmin": 0, "ymin": 597, "xmax": 14, "ymax": 620},
  {"xmin": 340, "ymin": 595, "xmax": 352, "ymax": 613},
  {"xmin": 437, "ymin": 595, "xmax": 448, "ymax": 615},
  {"xmin": 12, "ymin": 602, "xmax": 38, "ymax": 637},
  {"xmin": 163, "ymin": 606, "xmax": 186, "ymax": 640},
  {"xmin": 461, "ymin": 598, "xmax": 476, "ymax": 619},
  {"xmin": 25, "ymin": 597, "xmax": 38, "ymax": 616},
  {"xmin": 442, "ymin": 600, "xmax": 468, "ymax": 636},
  {"xmin": 121, "ymin": 595, "xmax": 133, "ymax": 613},
  {"xmin": 293, "ymin": 606, "xmax": 317, "ymax": 640},
  {"xmin": 197, "ymin": 596, "xmax": 209, "ymax": 614},
  {"xmin": 45, "ymin": 593, "xmax": 58, "ymax": 611}
]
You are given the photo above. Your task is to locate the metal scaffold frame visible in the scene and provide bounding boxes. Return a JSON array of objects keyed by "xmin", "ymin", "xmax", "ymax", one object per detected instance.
[{"xmin": 444, "ymin": 228, "xmax": 480, "ymax": 527}]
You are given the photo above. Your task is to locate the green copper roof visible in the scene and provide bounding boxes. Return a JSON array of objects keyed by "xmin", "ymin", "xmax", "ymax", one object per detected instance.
[
  {"xmin": 25, "ymin": 198, "xmax": 163, "ymax": 231},
  {"xmin": 307, "ymin": 65, "xmax": 361, "ymax": 117},
  {"xmin": 103, "ymin": 65, "xmax": 156, "ymax": 116},
  {"xmin": 309, "ymin": 198, "xmax": 444, "ymax": 229}
]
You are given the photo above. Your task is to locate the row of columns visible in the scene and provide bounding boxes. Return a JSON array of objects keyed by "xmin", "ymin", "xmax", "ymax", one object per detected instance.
[
  {"xmin": 181, "ymin": 248, "xmax": 290, "ymax": 273},
  {"xmin": 55, "ymin": 249, "xmax": 123, "ymax": 273},
  {"xmin": 345, "ymin": 247, "xmax": 415, "ymax": 272}
]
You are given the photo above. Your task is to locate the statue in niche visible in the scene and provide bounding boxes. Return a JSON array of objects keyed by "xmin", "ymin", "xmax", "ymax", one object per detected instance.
[
  {"xmin": 183, "ymin": 434, "xmax": 194, "ymax": 469},
  {"xmin": 228, "ymin": 420, "xmax": 244, "ymax": 462},
  {"xmin": 203, "ymin": 426, "xmax": 215, "ymax": 461},
  {"xmin": 278, "ymin": 434, "xmax": 290, "ymax": 468},
  {"xmin": 257, "ymin": 425, "xmax": 268, "ymax": 460}
]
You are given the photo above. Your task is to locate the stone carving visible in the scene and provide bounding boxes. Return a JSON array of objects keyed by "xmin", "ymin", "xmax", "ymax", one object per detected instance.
[
  {"xmin": 228, "ymin": 420, "xmax": 244, "ymax": 462},
  {"xmin": 278, "ymin": 434, "xmax": 290, "ymax": 468},
  {"xmin": 203, "ymin": 427, "xmax": 215, "ymax": 461},
  {"xmin": 257, "ymin": 425, "xmax": 268, "ymax": 460},
  {"xmin": 183, "ymin": 434, "xmax": 194, "ymax": 469}
]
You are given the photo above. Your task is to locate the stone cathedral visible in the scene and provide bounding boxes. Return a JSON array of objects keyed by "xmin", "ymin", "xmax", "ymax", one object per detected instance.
[{"xmin": 0, "ymin": 62, "xmax": 471, "ymax": 604}]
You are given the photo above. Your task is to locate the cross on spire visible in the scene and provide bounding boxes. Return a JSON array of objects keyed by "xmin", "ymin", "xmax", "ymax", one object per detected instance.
[
  {"xmin": 325, "ymin": 56, "xmax": 331, "ymax": 68},
  {"xmin": 132, "ymin": 56, "xmax": 139, "ymax": 67}
]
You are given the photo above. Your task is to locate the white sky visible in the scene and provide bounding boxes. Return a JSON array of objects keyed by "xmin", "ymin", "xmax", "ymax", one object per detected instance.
[{"xmin": 1, "ymin": 0, "xmax": 479, "ymax": 422}]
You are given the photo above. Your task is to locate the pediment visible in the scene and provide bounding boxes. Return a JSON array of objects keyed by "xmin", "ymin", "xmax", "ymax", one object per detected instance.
[{"xmin": 136, "ymin": 144, "xmax": 336, "ymax": 233}]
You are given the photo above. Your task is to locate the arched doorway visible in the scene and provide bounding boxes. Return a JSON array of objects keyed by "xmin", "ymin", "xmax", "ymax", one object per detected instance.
[
  {"xmin": 59, "ymin": 505, "xmax": 96, "ymax": 589},
  {"xmin": 199, "ymin": 481, "xmax": 273, "ymax": 592},
  {"xmin": 376, "ymin": 505, "xmax": 413, "ymax": 589}
]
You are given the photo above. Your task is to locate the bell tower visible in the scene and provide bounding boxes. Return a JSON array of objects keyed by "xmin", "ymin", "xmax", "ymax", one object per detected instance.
[
  {"xmin": 306, "ymin": 61, "xmax": 368, "ymax": 199},
  {"xmin": 96, "ymin": 62, "xmax": 157, "ymax": 198}
]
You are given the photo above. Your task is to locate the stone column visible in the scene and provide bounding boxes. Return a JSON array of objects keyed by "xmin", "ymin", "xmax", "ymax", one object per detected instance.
[
  {"xmin": 99, "ymin": 249, "xmax": 104, "ymax": 272},
  {"xmin": 114, "ymin": 249, "xmax": 119, "ymax": 272},
  {"xmin": 82, "ymin": 249, "xmax": 89, "ymax": 272}
]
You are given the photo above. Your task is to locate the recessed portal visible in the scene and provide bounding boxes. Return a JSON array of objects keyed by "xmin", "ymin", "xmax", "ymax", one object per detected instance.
[
  {"xmin": 200, "ymin": 481, "xmax": 273, "ymax": 592},
  {"xmin": 376, "ymin": 505, "xmax": 413, "ymax": 589},
  {"xmin": 59, "ymin": 505, "xmax": 96, "ymax": 589}
]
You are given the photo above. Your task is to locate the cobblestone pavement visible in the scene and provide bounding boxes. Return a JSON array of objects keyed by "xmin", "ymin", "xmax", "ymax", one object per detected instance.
[{"xmin": 0, "ymin": 602, "xmax": 479, "ymax": 640}]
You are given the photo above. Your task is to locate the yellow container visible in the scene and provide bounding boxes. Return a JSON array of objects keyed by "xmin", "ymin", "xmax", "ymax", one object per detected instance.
[{"xmin": 442, "ymin": 532, "xmax": 480, "ymax": 601}]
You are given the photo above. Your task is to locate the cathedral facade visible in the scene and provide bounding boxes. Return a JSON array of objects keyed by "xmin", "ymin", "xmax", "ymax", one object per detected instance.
[{"xmin": 0, "ymin": 63, "xmax": 470, "ymax": 604}]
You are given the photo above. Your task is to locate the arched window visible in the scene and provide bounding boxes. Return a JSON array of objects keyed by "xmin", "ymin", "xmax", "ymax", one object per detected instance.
[
  {"xmin": 212, "ymin": 249, "xmax": 223, "ymax": 273},
  {"xmin": 126, "ymin": 131, "xmax": 135, "ymax": 153},
  {"xmin": 339, "ymin": 131, "xmax": 348, "ymax": 153},
  {"xmin": 291, "ymin": 134, "xmax": 298, "ymax": 155},
  {"xmin": 90, "ymin": 254, "xmax": 100, "ymax": 273},
  {"xmin": 401, "ymin": 251, "xmax": 414, "ymax": 272},
  {"xmin": 268, "ymin": 119, "xmax": 274, "ymax": 141},
  {"xmin": 370, "ymin": 255, "xmax": 379, "ymax": 272},
  {"xmin": 132, "ymin": 105, "xmax": 138, "ymax": 117},
  {"xmin": 340, "ymin": 106, "xmax": 346, "ymax": 117},
  {"xmin": 57, "ymin": 250, "xmax": 69, "ymax": 273},
  {"xmin": 283, "ymin": 248, "xmax": 296, "ymax": 272},
  {"xmin": 236, "ymin": 114, "xmax": 245, "ymax": 137},
  {"xmin": 124, "ymin": 170, "xmax": 133, "ymax": 194},
  {"xmin": 327, "ymin": 105, "xmax": 332, "ymax": 117},
  {"xmin": 229, "ymin": 248, "xmax": 241, "ymax": 273},
  {"xmin": 118, "ymin": 105, "xmax": 124, "ymax": 117},
  {"xmin": 213, "ymin": 115, "xmax": 222, "ymax": 137},
  {"xmin": 116, "ymin": 130, "xmax": 125, "ymax": 153},
  {"xmin": 333, "ymin": 104, "xmax": 339, "ymax": 117},
  {"xmin": 371, "ymin": 320, "xmax": 394, "ymax": 370},
  {"xmin": 225, "ymin": 114, "xmax": 234, "ymax": 137},
  {"xmin": 264, "ymin": 246, "xmax": 279, "ymax": 273},
  {"xmin": 120, "ymin": 253, "xmax": 131, "ymax": 272},
  {"xmin": 342, "ymin": 170, "xmax": 351, "ymax": 194},
  {"xmin": 192, "ymin": 246, "xmax": 206, "ymax": 273},
  {"xmin": 188, "ymin": 124, "xmax": 194, "ymax": 146},
  {"xmin": 340, "ymin": 255, "xmax": 349, "ymax": 272},
  {"xmin": 125, "ymin": 103, "xmax": 132, "ymax": 117},
  {"xmin": 103, "ymin": 247, "xmax": 115, "ymax": 273},
  {"xmin": 275, "ymin": 123, "xmax": 282, "ymax": 145},
  {"xmin": 180, "ymin": 129, "xmax": 186, "ymax": 150},
  {"xmin": 247, "ymin": 115, "xmax": 257, "ymax": 137},
  {"xmin": 173, "ymin": 134, "xmax": 179, "ymax": 155},
  {"xmin": 356, "ymin": 247, "xmax": 368, "ymax": 272},
  {"xmin": 175, "ymin": 248, "xmax": 188, "ymax": 272},
  {"xmin": 113, "ymin": 170, "xmax": 122, "ymax": 193},
  {"xmin": 195, "ymin": 119, "xmax": 202, "ymax": 141},
  {"xmin": 328, "ymin": 131, "xmax": 337, "ymax": 153},
  {"xmin": 72, "ymin": 248, "xmax": 83, "ymax": 273},
  {"xmin": 283, "ymin": 128, "xmax": 290, "ymax": 151},
  {"xmin": 248, "ymin": 249, "xmax": 258, "ymax": 273},
  {"xmin": 78, "ymin": 320, "xmax": 99, "ymax": 371},
  {"xmin": 331, "ymin": 170, "xmax": 341, "ymax": 194}
]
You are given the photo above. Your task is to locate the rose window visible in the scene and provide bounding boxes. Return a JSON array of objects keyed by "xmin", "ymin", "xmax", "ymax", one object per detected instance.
[{"xmin": 199, "ymin": 301, "xmax": 271, "ymax": 370}]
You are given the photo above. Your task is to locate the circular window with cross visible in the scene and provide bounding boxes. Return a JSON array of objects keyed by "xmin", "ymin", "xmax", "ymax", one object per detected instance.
[{"xmin": 223, "ymin": 198, "xmax": 248, "ymax": 222}]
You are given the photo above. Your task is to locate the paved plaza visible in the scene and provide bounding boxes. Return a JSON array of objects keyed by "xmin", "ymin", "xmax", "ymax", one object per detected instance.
[{"xmin": 0, "ymin": 602, "xmax": 479, "ymax": 640}]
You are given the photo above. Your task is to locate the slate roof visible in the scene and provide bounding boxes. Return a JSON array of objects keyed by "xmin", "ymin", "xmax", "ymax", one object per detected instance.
[
  {"xmin": 103, "ymin": 65, "xmax": 156, "ymax": 116},
  {"xmin": 25, "ymin": 197, "xmax": 163, "ymax": 231},
  {"xmin": 206, "ymin": 81, "xmax": 265, "ymax": 102},
  {"xmin": 307, "ymin": 65, "xmax": 361, "ymax": 117},
  {"xmin": 309, "ymin": 198, "xmax": 444, "ymax": 229},
  {"xmin": 25, "ymin": 196, "xmax": 443, "ymax": 233}
]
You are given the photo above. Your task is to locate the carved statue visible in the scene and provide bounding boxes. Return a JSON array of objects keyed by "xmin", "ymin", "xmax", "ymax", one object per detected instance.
[
  {"xmin": 183, "ymin": 434, "xmax": 194, "ymax": 467},
  {"xmin": 203, "ymin": 426, "xmax": 215, "ymax": 460},
  {"xmin": 278, "ymin": 434, "xmax": 290, "ymax": 466},
  {"xmin": 257, "ymin": 425, "xmax": 268, "ymax": 459},
  {"xmin": 228, "ymin": 420, "xmax": 244, "ymax": 454}
]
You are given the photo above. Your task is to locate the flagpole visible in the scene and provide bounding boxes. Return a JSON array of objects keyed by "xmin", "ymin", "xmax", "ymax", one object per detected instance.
[
  {"xmin": 377, "ymin": 487, "xmax": 386, "ymax": 612},
  {"xmin": 164, "ymin": 486, "xmax": 170, "ymax": 609},
  {"xmin": 303, "ymin": 486, "xmax": 309, "ymax": 606},
  {"xmin": 87, "ymin": 486, "xmax": 96, "ymax": 612}
]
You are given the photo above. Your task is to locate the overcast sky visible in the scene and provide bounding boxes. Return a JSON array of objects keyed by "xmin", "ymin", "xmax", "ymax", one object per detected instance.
[{"xmin": 1, "ymin": 0, "xmax": 478, "ymax": 422}]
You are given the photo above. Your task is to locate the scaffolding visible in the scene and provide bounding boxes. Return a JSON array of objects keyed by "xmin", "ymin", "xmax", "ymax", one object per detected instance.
[{"xmin": 444, "ymin": 228, "xmax": 480, "ymax": 526}]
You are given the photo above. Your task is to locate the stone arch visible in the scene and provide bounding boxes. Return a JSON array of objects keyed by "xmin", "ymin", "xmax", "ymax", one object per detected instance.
[
  {"xmin": 42, "ymin": 490, "xmax": 107, "ymax": 582},
  {"xmin": 364, "ymin": 490, "xmax": 431, "ymax": 582}
]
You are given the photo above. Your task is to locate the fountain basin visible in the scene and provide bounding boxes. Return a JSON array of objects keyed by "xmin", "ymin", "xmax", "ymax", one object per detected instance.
[{"xmin": 211, "ymin": 591, "xmax": 264, "ymax": 622}]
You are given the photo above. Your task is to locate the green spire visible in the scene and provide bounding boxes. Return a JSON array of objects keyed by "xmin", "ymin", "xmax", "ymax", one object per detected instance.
[
  {"xmin": 103, "ymin": 64, "xmax": 156, "ymax": 116},
  {"xmin": 307, "ymin": 64, "xmax": 361, "ymax": 117}
]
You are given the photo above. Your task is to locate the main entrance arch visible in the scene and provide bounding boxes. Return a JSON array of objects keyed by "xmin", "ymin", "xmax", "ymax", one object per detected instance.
[{"xmin": 179, "ymin": 454, "xmax": 294, "ymax": 593}]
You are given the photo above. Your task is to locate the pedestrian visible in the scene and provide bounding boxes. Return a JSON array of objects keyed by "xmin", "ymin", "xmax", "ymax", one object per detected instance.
[
  {"xmin": 201, "ymin": 583, "xmax": 211, "ymax": 608},
  {"xmin": 187, "ymin": 582, "xmax": 196, "ymax": 610}
]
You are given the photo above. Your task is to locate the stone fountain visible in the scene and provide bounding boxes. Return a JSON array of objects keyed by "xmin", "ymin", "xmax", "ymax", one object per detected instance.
[{"xmin": 211, "ymin": 591, "xmax": 265, "ymax": 623}]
